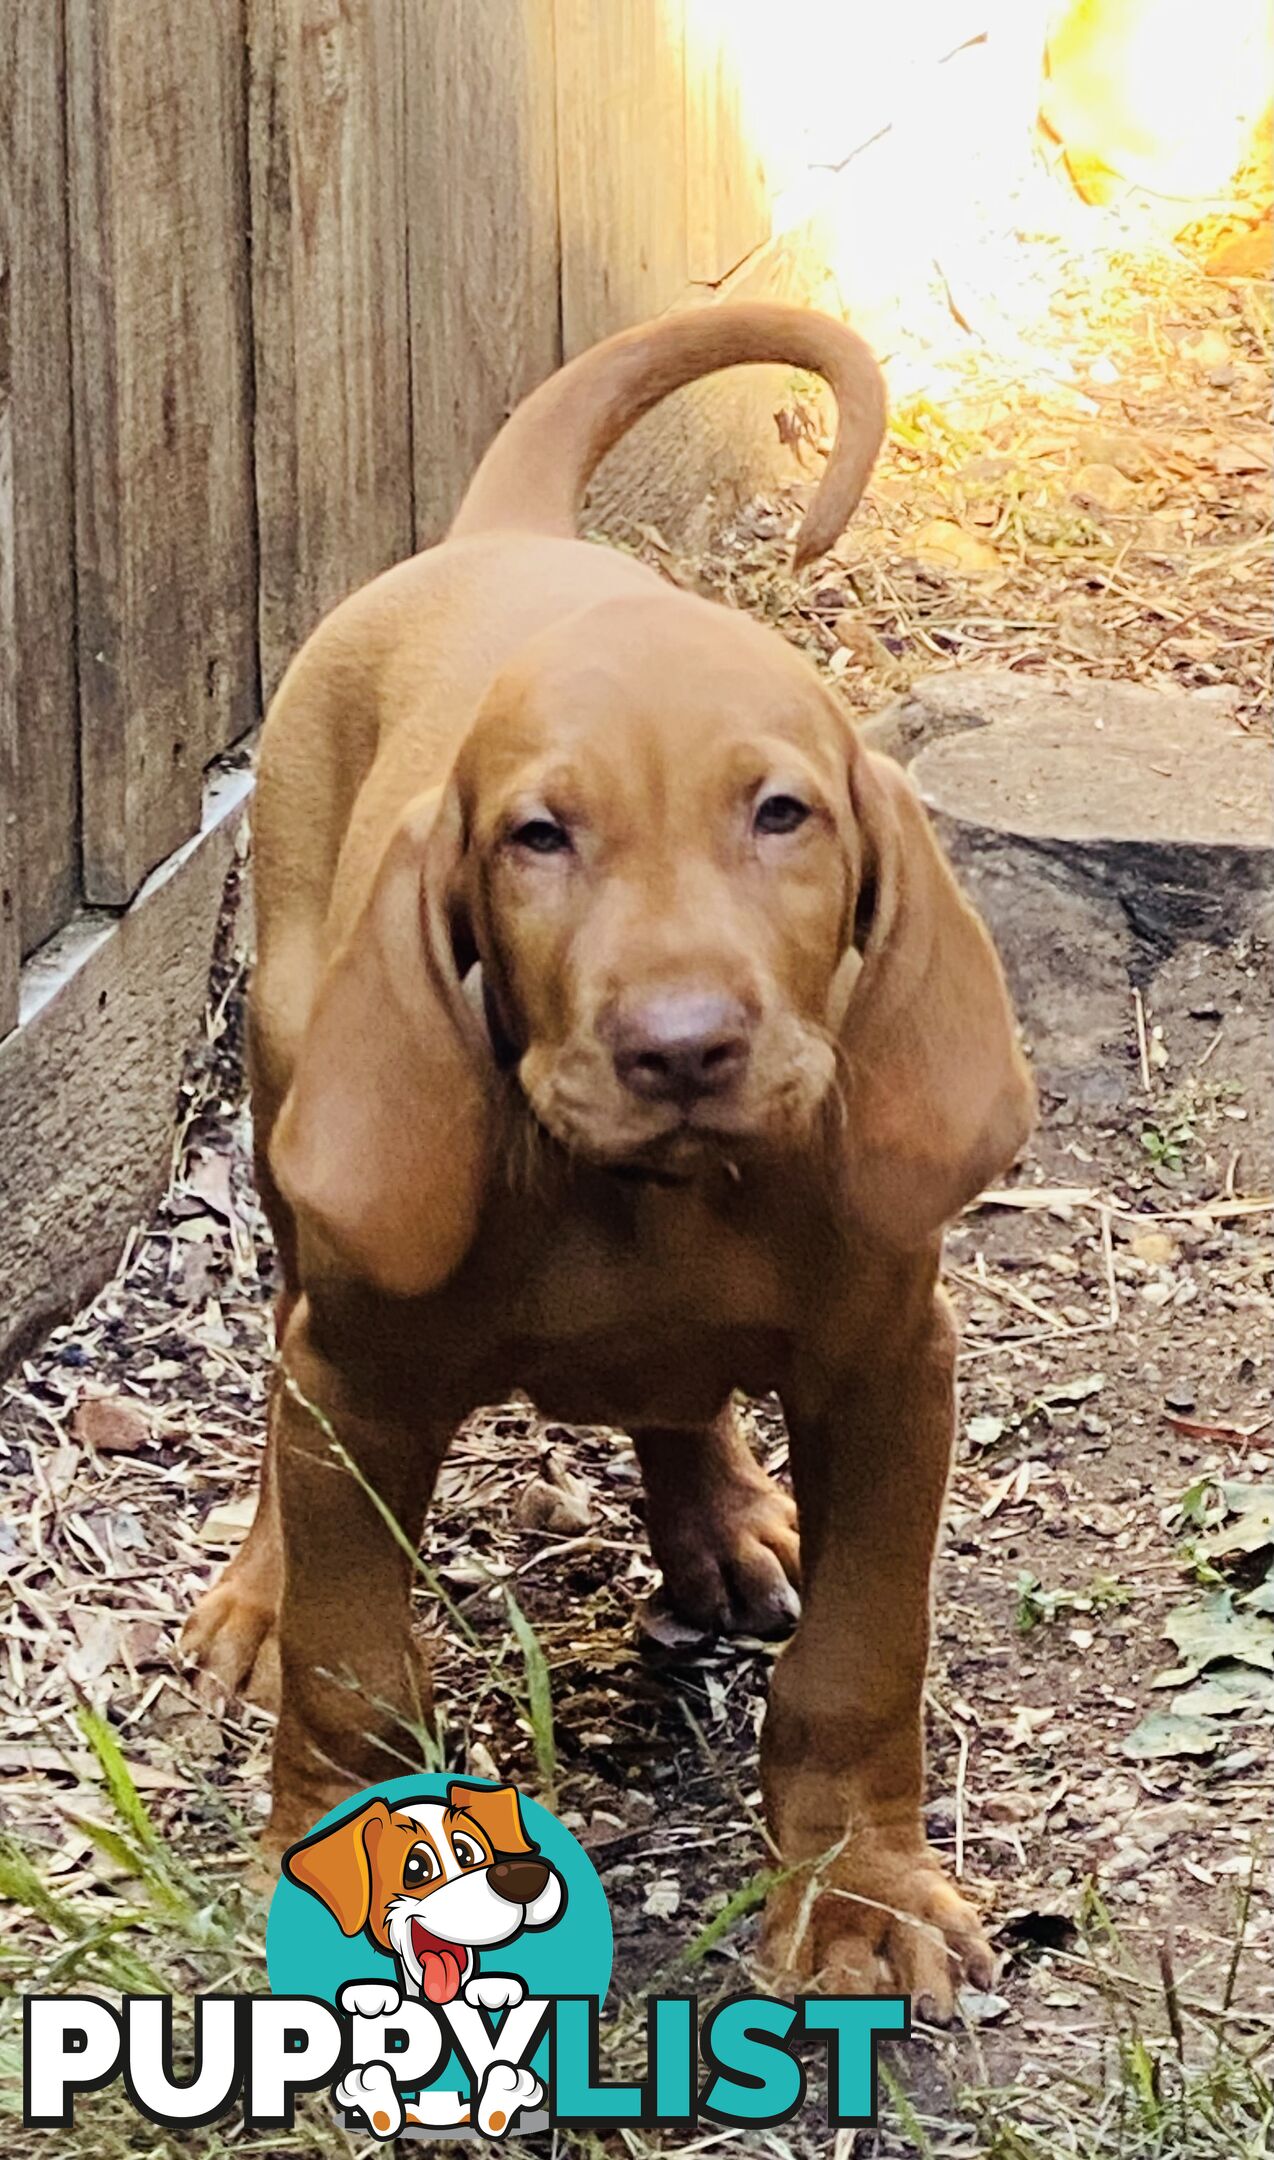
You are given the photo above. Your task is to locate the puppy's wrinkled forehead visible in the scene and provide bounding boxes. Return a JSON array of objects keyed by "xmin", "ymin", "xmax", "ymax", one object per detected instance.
[{"xmin": 456, "ymin": 593, "xmax": 845, "ymax": 827}]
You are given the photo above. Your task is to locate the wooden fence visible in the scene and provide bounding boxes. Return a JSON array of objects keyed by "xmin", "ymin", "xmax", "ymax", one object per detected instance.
[{"xmin": 0, "ymin": 0, "xmax": 770, "ymax": 1040}]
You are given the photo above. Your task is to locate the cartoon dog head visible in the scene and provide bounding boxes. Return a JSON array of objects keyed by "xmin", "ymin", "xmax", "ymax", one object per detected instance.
[{"xmin": 283, "ymin": 1782, "xmax": 565, "ymax": 2005}]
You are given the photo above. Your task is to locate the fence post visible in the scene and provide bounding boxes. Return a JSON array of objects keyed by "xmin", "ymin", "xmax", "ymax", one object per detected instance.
[
  {"xmin": 406, "ymin": 0, "xmax": 562, "ymax": 544},
  {"xmin": 1, "ymin": 0, "xmax": 79, "ymax": 968},
  {"xmin": 65, "ymin": 0, "xmax": 257, "ymax": 907},
  {"xmin": 248, "ymin": 0, "xmax": 414, "ymax": 700}
]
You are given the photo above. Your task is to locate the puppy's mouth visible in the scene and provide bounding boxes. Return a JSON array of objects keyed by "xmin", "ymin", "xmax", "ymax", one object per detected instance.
[
  {"xmin": 409, "ymin": 1919, "xmax": 468, "ymax": 2005},
  {"xmin": 618, "ymin": 1120, "xmax": 744, "ymax": 1178}
]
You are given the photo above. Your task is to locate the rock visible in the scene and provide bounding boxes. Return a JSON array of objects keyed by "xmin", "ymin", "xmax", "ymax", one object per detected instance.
[
  {"xmin": 859, "ymin": 669, "xmax": 1047, "ymax": 765},
  {"xmin": 865, "ymin": 672, "xmax": 1274, "ymax": 1105}
]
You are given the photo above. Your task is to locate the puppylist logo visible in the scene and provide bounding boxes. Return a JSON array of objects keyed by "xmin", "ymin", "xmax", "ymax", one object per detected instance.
[{"xmin": 23, "ymin": 1773, "xmax": 907, "ymax": 2137}]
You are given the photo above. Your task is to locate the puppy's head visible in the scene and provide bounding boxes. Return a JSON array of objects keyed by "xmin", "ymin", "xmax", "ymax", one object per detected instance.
[
  {"xmin": 457, "ymin": 594, "xmax": 857, "ymax": 1171},
  {"xmin": 284, "ymin": 1781, "xmax": 564, "ymax": 2005},
  {"xmin": 458, "ymin": 592, "xmax": 1032, "ymax": 1221},
  {"xmin": 273, "ymin": 590, "xmax": 1033, "ymax": 1294}
]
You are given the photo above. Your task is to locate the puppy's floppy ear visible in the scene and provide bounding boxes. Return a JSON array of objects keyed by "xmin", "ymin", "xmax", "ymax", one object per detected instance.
[
  {"xmin": 448, "ymin": 1781, "xmax": 534, "ymax": 1857},
  {"xmin": 283, "ymin": 1797, "xmax": 392, "ymax": 1936},
  {"xmin": 270, "ymin": 787, "xmax": 492, "ymax": 1297},
  {"xmin": 832, "ymin": 747, "xmax": 1035, "ymax": 1248}
]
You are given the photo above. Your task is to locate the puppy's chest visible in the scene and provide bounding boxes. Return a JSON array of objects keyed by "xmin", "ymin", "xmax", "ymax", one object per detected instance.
[{"xmin": 486, "ymin": 1197, "xmax": 795, "ymax": 1418}]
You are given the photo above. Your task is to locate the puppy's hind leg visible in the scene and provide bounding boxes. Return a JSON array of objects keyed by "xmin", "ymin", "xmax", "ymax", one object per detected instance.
[{"xmin": 633, "ymin": 1403, "xmax": 800, "ymax": 1637}]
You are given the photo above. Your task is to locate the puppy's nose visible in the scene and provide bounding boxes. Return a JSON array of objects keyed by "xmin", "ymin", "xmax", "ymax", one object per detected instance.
[
  {"xmin": 488, "ymin": 1858, "xmax": 550, "ymax": 1905},
  {"xmin": 609, "ymin": 991, "xmax": 751, "ymax": 1104}
]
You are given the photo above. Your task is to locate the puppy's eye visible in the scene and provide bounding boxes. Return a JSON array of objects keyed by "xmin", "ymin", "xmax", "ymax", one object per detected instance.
[
  {"xmin": 754, "ymin": 793, "xmax": 811, "ymax": 836},
  {"xmin": 403, "ymin": 1843, "xmax": 439, "ymax": 1888},
  {"xmin": 511, "ymin": 816, "xmax": 571, "ymax": 855},
  {"xmin": 451, "ymin": 1834, "xmax": 482, "ymax": 1869}
]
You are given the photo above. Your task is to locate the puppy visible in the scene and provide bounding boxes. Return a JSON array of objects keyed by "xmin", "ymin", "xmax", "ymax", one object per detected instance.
[{"xmin": 186, "ymin": 302, "xmax": 1035, "ymax": 2018}]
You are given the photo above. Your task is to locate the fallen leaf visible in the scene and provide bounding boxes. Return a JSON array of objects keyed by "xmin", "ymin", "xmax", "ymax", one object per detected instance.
[
  {"xmin": 643, "ymin": 1878, "xmax": 682, "ymax": 1919},
  {"xmin": 514, "ymin": 1460, "xmax": 593, "ymax": 1536},
  {"xmin": 72, "ymin": 1397, "xmax": 152, "ymax": 1456},
  {"xmin": 1166, "ymin": 1414, "xmax": 1273, "ymax": 1446},
  {"xmin": 1078, "ymin": 429, "xmax": 1157, "ymax": 479},
  {"xmin": 1124, "ymin": 1709, "xmax": 1221, "ymax": 1760},
  {"xmin": 1007, "ymin": 1704, "xmax": 1056, "ymax": 1748},
  {"xmin": 185, "ymin": 1151, "xmax": 237, "ymax": 1222},
  {"xmin": 638, "ymin": 1598, "xmax": 712, "ymax": 1655},
  {"xmin": 64, "ymin": 1613, "xmax": 124, "ymax": 1688},
  {"xmin": 966, "ymin": 1414, "xmax": 1006, "ymax": 1450},
  {"xmin": 1057, "ymin": 601, "xmax": 1117, "ymax": 661},
  {"xmin": 1178, "ymin": 327, "xmax": 1232, "ymax": 368},
  {"xmin": 956, "ymin": 1988, "xmax": 1011, "ymax": 2026},
  {"xmin": 1173, "ymin": 1664, "xmax": 1274, "ymax": 1718},
  {"xmin": 1202, "ymin": 1483, "xmax": 1274, "ymax": 1560},
  {"xmin": 1070, "ymin": 462, "xmax": 1138, "ymax": 511},
  {"xmin": 197, "ymin": 1495, "xmax": 259, "ymax": 1547},
  {"xmin": 1204, "ymin": 225, "xmax": 1273, "ymax": 279},
  {"xmin": 1039, "ymin": 1375, "xmax": 1105, "ymax": 1407},
  {"xmin": 1164, "ymin": 1591, "xmax": 1274, "ymax": 1679},
  {"xmin": 832, "ymin": 611, "xmax": 909, "ymax": 684},
  {"xmin": 978, "ymin": 1187, "xmax": 1099, "ymax": 1212},
  {"xmin": 909, "ymin": 519, "xmax": 1003, "ymax": 580}
]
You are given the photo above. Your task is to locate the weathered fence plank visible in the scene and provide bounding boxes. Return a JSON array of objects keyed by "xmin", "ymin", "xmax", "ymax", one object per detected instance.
[
  {"xmin": 407, "ymin": 0, "xmax": 561, "ymax": 544},
  {"xmin": 1, "ymin": 1, "xmax": 78, "ymax": 959},
  {"xmin": 555, "ymin": 0, "xmax": 689, "ymax": 356},
  {"xmin": 66, "ymin": 0, "xmax": 257, "ymax": 907},
  {"xmin": 683, "ymin": 5, "xmax": 770, "ymax": 285},
  {"xmin": 0, "ymin": 417, "xmax": 17, "ymax": 1037},
  {"xmin": 249, "ymin": 0, "xmax": 414, "ymax": 697}
]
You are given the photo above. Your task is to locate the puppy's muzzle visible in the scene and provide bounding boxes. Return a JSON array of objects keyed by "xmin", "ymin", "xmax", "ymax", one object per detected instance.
[
  {"xmin": 488, "ymin": 1857, "xmax": 550, "ymax": 1904},
  {"xmin": 605, "ymin": 989, "xmax": 751, "ymax": 1108}
]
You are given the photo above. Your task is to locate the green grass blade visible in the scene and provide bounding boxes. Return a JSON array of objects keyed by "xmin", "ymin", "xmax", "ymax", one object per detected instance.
[
  {"xmin": 76, "ymin": 1704, "xmax": 157, "ymax": 1852},
  {"xmin": 504, "ymin": 1587, "xmax": 557, "ymax": 1804}
]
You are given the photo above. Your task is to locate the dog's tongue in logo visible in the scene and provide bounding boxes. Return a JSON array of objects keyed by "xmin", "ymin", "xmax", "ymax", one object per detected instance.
[{"xmin": 410, "ymin": 1921, "xmax": 468, "ymax": 2005}]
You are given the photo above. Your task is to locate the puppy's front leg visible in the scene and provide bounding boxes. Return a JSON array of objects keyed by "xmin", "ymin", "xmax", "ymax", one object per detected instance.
[
  {"xmin": 267, "ymin": 1303, "xmax": 453, "ymax": 1852},
  {"xmin": 761, "ymin": 1287, "xmax": 992, "ymax": 2020}
]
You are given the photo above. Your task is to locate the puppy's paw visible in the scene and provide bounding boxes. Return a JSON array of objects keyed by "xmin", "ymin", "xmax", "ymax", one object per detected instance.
[
  {"xmin": 338, "ymin": 1980, "xmax": 402, "ymax": 2021},
  {"xmin": 763, "ymin": 1830, "xmax": 994, "ymax": 2024},
  {"xmin": 464, "ymin": 1972, "xmax": 525, "ymax": 2011},
  {"xmin": 477, "ymin": 2061, "xmax": 544, "ymax": 2136},
  {"xmin": 333, "ymin": 2060, "xmax": 402, "ymax": 2140},
  {"xmin": 182, "ymin": 1577, "xmax": 279, "ymax": 1711},
  {"xmin": 651, "ymin": 1470, "xmax": 800, "ymax": 1637}
]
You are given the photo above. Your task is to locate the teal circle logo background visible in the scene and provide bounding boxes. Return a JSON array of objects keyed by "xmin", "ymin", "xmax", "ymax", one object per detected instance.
[{"xmin": 265, "ymin": 1773, "xmax": 613, "ymax": 2012}]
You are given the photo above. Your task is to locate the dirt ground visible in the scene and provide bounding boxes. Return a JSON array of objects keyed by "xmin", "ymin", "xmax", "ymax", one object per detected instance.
[{"xmin": 1, "ymin": 206, "xmax": 1271, "ymax": 2157}]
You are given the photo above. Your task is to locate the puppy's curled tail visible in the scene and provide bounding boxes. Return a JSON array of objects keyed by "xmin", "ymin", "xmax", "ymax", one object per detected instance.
[{"xmin": 449, "ymin": 302, "xmax": 886, "ymax": 571}]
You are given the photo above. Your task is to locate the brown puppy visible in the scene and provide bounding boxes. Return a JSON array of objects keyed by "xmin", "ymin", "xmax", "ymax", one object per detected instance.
[{"xmin": 184, "ymin": 303, "xmax": 1034, "ymax": 2017}]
